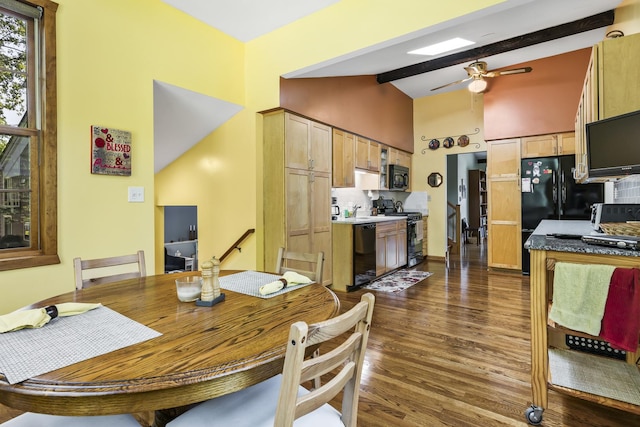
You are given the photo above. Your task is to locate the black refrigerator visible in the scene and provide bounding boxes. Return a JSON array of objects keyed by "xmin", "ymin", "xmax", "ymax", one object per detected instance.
[{"xmin": 521, "ymin": 155, "xmax": 604, "ymax": 274}]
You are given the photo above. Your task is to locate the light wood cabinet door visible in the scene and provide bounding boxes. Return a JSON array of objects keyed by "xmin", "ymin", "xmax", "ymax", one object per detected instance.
[
  {"xmin": 557, "ymin": 132, "xmax": 575, "ymax": 155},
  {"xmin": 355, "ymin": 136, "xmax": 379, "ymax": 172},
  {"xmin": 332, "ymin": 129, "xmax": 355, "ymax": 187},
  {"xmin": 386, "ymin": 232, "xmax": 399, "ymax": 270},
  {"xmin": 310, "ymin": 171, "xmax": 332, "ymax": 284},
  {"xmin": 387, "ymin": 147, "xmax": 411, "ymax": 167},
  {"xmin": 521, "ymin": 134, "xmax": 557, "ymax": 158},
  {"xmin": 310, "ymin": 121, "xmax": 332, "ymax": 173},
  {"xmin": 487, "ymin": 138, "xmax": 522, "ymax": 270},
  {"xmin": 284, "ymin": 112, "xmax": 331, "ymax": 173},
  {"xmin": 599, "ymin": 32, "xmax": 640, "ymax": 119},
  {"xmin": 285, "ymin": 168, "xmax": 312, "ymax": 255},
  {"xmin": 368, "ymin": 141, "xmax": 380, "ymax": 172},
  {"xmin": 355, "ymin": 136, "xmax": 370, "ymax": 170},
  {"xmin": 284, "ymin": 113, "xmax": 311, "ymax": 170},
  {"xmin": 397, "ymin": 150, "xmax": 411, "ymax": 168}
]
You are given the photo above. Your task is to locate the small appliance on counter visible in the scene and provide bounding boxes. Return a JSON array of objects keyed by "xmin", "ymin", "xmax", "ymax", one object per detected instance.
[
  {"xmin": 591, "ymin": 203, "xmax": 640, "ymax": 231},
  {"xmin": 331, "ymin": 196, "xmax": 340, "ymax": 220}
]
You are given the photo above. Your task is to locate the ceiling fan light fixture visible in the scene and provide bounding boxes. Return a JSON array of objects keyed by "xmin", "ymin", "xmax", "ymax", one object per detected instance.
[
  {"xmin": 408, "ymin": 37, "xmax": 475, "ymax": 56},
  {"xmin": 468, "ymin": 78, "xmax": 488, "ymax": 93}
]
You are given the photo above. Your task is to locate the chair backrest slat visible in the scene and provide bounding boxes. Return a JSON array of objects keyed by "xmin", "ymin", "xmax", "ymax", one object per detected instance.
[
  {"xmin": 73, "ymin": 250, "xmax": 146, "ymax": 290},
  {"xmin": 275, "ymin": 247, "xmax": 324, "ymax": 283},
  {"xmin": 274, "ymin": 292, "xmax": 375, "ymax": 427}
]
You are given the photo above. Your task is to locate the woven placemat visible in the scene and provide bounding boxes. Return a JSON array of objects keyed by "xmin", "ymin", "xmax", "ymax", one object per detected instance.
[
  {"xmin": 0, "ymin": 306, "xmax": 161, "ymax": 384},
  {"xmin": 549, "ymin": 348, "xmax": 640, "ymax": 405},
  {"xmin": 219, "ymin": 271, "xmax": 315, "ymax": 298}
]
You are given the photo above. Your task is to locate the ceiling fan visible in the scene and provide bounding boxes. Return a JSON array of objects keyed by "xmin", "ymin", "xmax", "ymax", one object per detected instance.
[{"xmin": 431, "ymin": 61, "xmax": 533, "ymax": 93}]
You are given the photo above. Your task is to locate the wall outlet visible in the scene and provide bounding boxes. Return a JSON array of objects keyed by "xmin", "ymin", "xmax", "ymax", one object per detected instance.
[{"xmin": 128, "ymin": 186, "xmax": 144, "ymax": 202}]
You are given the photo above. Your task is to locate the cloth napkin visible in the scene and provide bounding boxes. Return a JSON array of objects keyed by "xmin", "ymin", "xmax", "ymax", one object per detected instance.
[
  {"xmin": 0, "ymin": 303, "xmax": 102, "ymax": 333},
  {"xmin": 259, "ymin": 271, "xmax": 313, "ymax": 295},
  {"xmin": 600, "ymin": 267, "xmax": 640, "ymax": 352},
  {"xmin": 549, "ymin": 262, "xmax": 615, "ymax": 336}
]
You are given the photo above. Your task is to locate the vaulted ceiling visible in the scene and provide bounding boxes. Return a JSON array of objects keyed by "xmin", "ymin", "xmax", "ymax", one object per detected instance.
[{"xmin": 155, "ymin": 0, "xmax": 624, "ymax": 171}]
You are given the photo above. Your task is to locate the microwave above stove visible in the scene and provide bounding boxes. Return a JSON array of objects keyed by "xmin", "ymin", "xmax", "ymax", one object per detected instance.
[{"xmin": 388, "ymin": 164, "xmax": 409, "ymax": 191}]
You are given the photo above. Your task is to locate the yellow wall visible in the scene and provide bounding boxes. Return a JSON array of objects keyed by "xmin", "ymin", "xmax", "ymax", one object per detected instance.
[
  {"xmin": 156, "ymin": 0, "xmax": 506, "ymax": 273},
  {"xmin": 413, "ymin": 90, "xmax": 487, "ymax": 258},
  {"xmin": 1, "ymin": 0, "xmax": 507, "ymax": 313},
  {"xmin": 0, "ymin": 0, "xmax": 244, "ymax": 313}
]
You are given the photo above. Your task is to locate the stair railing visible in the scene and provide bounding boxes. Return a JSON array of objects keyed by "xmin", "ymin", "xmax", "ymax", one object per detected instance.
[{"xmin": 219, "ymin": 228, "xmax": 256, "ymax": 262}]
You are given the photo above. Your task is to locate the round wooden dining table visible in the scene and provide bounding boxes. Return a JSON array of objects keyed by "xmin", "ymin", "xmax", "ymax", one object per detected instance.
[{"xmin": 0, "ymin": 271, "xmax": 340, "ymax": 426}]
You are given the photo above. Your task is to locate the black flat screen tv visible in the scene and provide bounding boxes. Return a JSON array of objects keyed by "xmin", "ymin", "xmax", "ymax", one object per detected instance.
[{"xmin": 586, "ymin": 109, "xmax": 640, "ymax": 181}]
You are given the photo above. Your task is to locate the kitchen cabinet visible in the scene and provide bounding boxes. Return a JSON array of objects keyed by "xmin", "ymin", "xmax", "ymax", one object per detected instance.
[
  {"xmin": 486, "ymin": 138, "xmax": 522, "ymax": 270},
  {"xmin": 574, "ymin": 33, "xmax": 640, "ymax": 182},
  {"xmin": 355, "ymin": 136, "xmax": 380, "ymax": 172},
  {"xmin": 263, "ymin": 110, "xmax": 332, "ymax": 286},
  {"xmin": 332, "ymin": 129, "xmax": 355, "ymax": 187},
  {"xmin": 375, "ymin": 219, "xmax": 406, "ymax": 275},
  {"xmin": 467, "ymin": 169, "xmax": 487, "ymax": 243},
  {"xmin": 388, "ymin": 147, "xmax": 411, "ymax": 168},
  {"xmin": 284, "ymin": 112, "xmax": 332, "ymax": 173},
  {"xmin": 521, "ymin": 132, "xmax": 575, "ymax": 158}
]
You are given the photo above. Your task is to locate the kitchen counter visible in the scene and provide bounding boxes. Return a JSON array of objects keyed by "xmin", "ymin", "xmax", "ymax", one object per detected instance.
[
  {"xmin": 332, "ymin": 215, "xmax": 406, "ymax": 224},
  {"xmin": 524, "ymin": 219, "xmax": 640, "ymax": 258}
]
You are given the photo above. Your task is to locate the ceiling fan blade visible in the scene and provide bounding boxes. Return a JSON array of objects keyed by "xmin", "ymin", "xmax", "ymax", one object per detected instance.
[
  {"xmin": 484, "ymin": 66, "xmax": 532, "ymax": 78},
  {"xmin": 430, "ymin": 76, "xmax": 473, "ymax": 91}
]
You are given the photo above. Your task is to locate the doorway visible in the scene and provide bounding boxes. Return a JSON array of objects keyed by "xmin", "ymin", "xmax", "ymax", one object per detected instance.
[
  {"xmin": 164, "ymin": 206, "xmax": 198, "ymax": 272},
  {"xmin": 446, "ymin": 152, "xmax": 487, "ymax": 267}
]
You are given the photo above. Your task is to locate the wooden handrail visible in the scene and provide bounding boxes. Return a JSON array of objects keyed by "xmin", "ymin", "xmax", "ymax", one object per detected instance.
[{"xmin": 219, "ymin": 228, "xmax": 255, "ymax": 262}]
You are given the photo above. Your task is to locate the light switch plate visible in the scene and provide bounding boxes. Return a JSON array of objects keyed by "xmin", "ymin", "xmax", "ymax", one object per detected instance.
[{"xmin": 128, "ymin": 186, "xmax": 144, "ymax": 202}]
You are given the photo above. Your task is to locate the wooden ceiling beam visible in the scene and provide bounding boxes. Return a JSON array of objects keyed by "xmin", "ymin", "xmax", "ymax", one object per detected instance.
[{"xmin": 376, "ymin": 10, "xmax": 615, "ymax": 84}]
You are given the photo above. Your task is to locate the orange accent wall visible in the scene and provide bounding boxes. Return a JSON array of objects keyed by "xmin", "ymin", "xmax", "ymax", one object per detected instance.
[
  {"xmin": 484, "ymin": 48, "xmax": 591, "ymax": 140},
  {"xmin": 280, "ymin": 75, "xmax": 414, "ymax": 152}
]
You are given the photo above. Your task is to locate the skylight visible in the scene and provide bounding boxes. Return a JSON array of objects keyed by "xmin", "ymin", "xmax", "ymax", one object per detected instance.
[{"xmin": 408, "ymin": 37, "xmax": 475, "ymax": 56}]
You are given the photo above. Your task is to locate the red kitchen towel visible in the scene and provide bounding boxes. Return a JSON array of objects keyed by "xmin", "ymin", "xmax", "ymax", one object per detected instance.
[{"xmin": 600, "ymin": 267, "xmax": 640, "ymax": 352}]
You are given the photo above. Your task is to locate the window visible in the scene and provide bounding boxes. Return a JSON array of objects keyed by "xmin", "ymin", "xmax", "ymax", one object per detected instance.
[{"xmin": 0, "ymin": 0, "xmax": 57, "ymax": 270}]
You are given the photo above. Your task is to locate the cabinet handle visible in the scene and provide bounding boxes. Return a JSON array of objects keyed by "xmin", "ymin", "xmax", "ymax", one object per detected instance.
[{"xmin": 517, "ymin": 168, "xmax": 520, "ymax": 189}]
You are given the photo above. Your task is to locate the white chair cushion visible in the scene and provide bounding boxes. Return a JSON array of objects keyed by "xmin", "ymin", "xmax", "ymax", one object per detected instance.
[
  {"xmin": 166, "ymin": 374, "xmax": 344, "ymax": 427},
  {"xmin": 0, "ymin": 413, "xmax": 140, "ymax": 427}
]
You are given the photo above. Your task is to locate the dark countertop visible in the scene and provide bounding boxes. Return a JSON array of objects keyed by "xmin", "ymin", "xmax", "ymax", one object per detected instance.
[{"xmin": 524, "ymin": 220, "xmax": 640, "ymax": 258}]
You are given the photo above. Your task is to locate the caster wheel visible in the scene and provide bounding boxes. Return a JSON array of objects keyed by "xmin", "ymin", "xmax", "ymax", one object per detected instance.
[{"xmin": 525, "ymin": 405, "xmax": 543, "ymax": 425}]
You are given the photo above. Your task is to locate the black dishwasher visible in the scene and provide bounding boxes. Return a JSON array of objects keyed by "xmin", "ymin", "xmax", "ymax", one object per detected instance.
[{"xmin": 352, "ymin": 223, "xmax": 376, "ymax": 290}]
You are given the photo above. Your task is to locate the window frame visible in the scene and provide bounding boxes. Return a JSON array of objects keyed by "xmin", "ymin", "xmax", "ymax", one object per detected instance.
[{"xmin": 0, "ymin": 0, "xmax": 58, "ymax": 271}]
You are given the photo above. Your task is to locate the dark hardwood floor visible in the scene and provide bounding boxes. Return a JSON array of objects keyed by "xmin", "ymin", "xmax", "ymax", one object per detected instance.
[
  {"xmin": 333, "ymin": 242, "xmax": 640, "ymax": 426},
  {"xmin": 2, "ymin": 242, "xmax": 639, "ymax": 426}
]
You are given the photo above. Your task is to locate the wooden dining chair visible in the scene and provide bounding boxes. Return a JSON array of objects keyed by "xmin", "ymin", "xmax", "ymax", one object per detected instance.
[
  {"xmin": 276, "ymin": 247, "xmax": 324, "ymax": 283},
  {"xmin": 73, "ymin": 250, "xmax": 147, "ymax": 290},
  {"xmin": 166, "ymin": 292, "xmax": 375, "ymax": 427}
]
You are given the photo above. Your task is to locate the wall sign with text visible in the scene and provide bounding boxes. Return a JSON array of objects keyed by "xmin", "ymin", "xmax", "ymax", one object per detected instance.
[{"xmin": 91, "ymin": 125, "xmax": 132, "ymax": 176}]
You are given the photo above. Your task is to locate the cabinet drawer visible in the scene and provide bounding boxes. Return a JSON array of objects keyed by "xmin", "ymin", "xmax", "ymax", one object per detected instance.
[{"xmin": 375, "ymin": 222, "xmax": 397, "ymax": 236}]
